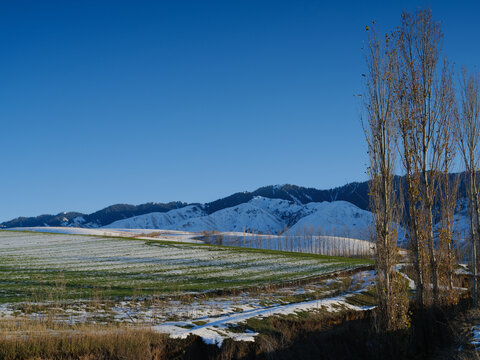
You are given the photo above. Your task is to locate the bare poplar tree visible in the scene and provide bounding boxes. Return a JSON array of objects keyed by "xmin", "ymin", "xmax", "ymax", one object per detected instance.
[
  {"xmin": 362, "ymin": 24, "xmax": 408, "ymax": 331},
  {"xmin": 437, "ymin": 89, "xmax": 459, "ymax": 303},
  {"xmin": 395, "ymin": 51, "xmax": 427, "ymax": 307},
  {"xmin": 457, "ymin": 68, "xmax": 480, "ymax": 306},
  {"xmin": 394, "ymin": 8, "xmax": 455, "ymax": 307}
]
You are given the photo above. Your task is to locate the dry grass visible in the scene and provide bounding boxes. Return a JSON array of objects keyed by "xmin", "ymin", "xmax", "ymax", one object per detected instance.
[
  {"xmin": 0, "ymin": 319, "xmax": 172, "ymax": 360},
  {"xmin": 0, "ymin": 302, "xmax": 469, "ymax": 360},
  {"xmin": 0, "ymin": 301, "xmax": 374, "ymax": 360}
]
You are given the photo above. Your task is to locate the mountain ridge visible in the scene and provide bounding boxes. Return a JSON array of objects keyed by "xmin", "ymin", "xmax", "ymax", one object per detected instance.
[
  {"xmin": 2, "ymin": 173, "xmax": 468, "ymax": 230},
  {"xmin": 1, "ymin": 182, "xmax": 370, "ymax": 229},
  {"xmin": 104, "ymin": 197, "xmax": 374, "ymax": 239}
]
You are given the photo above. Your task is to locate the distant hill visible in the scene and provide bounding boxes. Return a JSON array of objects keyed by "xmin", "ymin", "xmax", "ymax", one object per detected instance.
[
  {"xmin": 1, "ymin": 174, "xmax": 469, "ymax": 235},
  {"xmin": 105, "ymin": 197, "xmax": 374, "ymax": 240},
  {"xmin": 1, "ymin": 182, "xmax": 370, "ymax": 229},
  {"xmin": 1, "ymin": 202, "xmax": 189, "ymax": 228},
  {"xmin": 204, "ymin": 182, "xmax": 370, "ymax": 214}
]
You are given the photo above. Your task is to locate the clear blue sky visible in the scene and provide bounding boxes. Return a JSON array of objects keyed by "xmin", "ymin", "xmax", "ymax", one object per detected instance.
[{"xmin": 1, "ymin": 0, "xmax": 479, "ymax": 222}]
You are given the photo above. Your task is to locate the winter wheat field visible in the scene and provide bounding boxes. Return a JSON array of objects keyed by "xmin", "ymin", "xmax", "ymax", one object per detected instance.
[{"xmin": 0, "ymin": 229, "xmax": 374, "ymax": 345}]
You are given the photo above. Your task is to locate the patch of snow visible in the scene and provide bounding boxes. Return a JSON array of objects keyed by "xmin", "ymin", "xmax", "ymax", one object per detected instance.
[
  {"xmin": 153, "ymin": 287, "xmax": 374, "ymax": 347},
  {"xmin": 396, "ymin": 265, "xmax": 416, "ymax": 290},
  {"xmin": 472, "ymin": 326, "xmax": 480, "ymax": 348}
]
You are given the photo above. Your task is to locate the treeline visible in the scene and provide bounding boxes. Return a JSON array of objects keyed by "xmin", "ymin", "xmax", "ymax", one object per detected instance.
[{"xmin": 363, "ymin": 8, "xmax": 480, "ymax": 332}]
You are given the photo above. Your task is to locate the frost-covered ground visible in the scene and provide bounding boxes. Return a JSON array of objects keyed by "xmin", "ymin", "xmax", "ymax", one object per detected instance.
[
  {"xmin": 0, "ymin": 231, "xmax": 370, "ymax": 301},
  {"xmin": 7, "ymin": 227, "xmax": 202, "ymax": 243},
  {"xmin": 0, "ymin": 231, "xmax": 374, "ymax": 344},
  {"xmin": 0, "ymin": 265, "xmax": 375, "ymax": 345},
  {"xmin": 154, "ymin": 295, "xmax": 372, "ymax": 346},
  {"xmin": 7, "ymin": 226, "xmax": 375, "ymax": 257},
  {"xmin": 153, "ymin": 270, "xmax": 376, "ymax": 346}
]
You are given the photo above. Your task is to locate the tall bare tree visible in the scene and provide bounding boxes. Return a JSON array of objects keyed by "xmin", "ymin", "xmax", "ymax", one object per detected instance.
[
  {"xmin": 362, "ymin": 25, "xmax": 408, "ymax": 331},
  {"xmin": 437, "ymin": 96, "xmax": 459, "ymax": 303},
  {"xmin": 457, "ymin": 68, "xmax": 480, "ymax": 306},
  {"xmin": 395, "ymin": 49, "xmax": 427, "ymax": 307},
  {"xmin": 394, "ymin": 8, "xmax": 455, "ymax": 307}
]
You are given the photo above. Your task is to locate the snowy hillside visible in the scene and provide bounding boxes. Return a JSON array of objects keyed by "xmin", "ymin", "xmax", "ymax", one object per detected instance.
[
  {"xmin": 165, "ymin": 202, "xmax": 285, "ymax": 233},
  {"xmin": 1, "ymin": 182, "xmax": 374, "ymax": 229},
  {"xmin": 103, "ymin": 197, "xmax": 374, "ymax": 239},
  {"xmin": 105, "ymin": 205, "xmax": 205, "ymax": 229},
  {"xmin": 288, "ymin": 201, "xmax": 373, "ymax": 239}
]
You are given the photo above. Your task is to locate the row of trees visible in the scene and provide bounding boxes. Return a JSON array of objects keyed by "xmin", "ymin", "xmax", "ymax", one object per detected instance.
[{"xmin": 363, "ymin": 8, "xmax": 480, "ymax": 332}]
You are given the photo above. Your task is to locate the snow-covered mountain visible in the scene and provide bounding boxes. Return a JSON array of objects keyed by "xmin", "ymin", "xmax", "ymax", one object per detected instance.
[
  {"xmin": 288, "ymin": 201, "xmax": 373, "ymax": 239},
  {"xmin": 2, "ymin": 177, "xmax": 472, "ymax": 244},
  {"xmin": 105, "ymin": 205, "xmax": 206, "ymax": 229},
  {"xmin": 1, "ymin": 183, "xmax": 374, "ymax": 229},
  {"xmin": 105, "ymin": 197, "xmax": 374, "ymax": 239},
  {"xmin": 165, "ymin": 202, "xmax": 285, "ymax": 233}
]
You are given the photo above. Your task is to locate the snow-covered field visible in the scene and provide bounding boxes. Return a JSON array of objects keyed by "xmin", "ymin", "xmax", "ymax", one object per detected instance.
[
  {"xmin": 7, "ymin": 226, "xmax": 202, "ymax": 243},
  {"xmin": 0, "ymin": 231, "xmax": 370, "ymax": 302},
  {"xmin": 0, "ymin": 230, "xmax": 375, "ymax": 345},
  {"xmin": 7, "ymin": 226, "xmax": 375, "ymax": 257}
]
